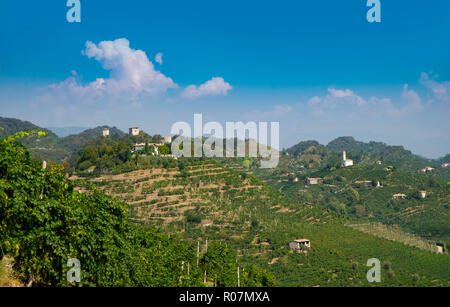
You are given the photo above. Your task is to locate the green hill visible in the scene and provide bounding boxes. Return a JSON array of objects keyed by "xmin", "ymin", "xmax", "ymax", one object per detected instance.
[
  {"xmin": 243, "ymin": 138, "xmax": 450, "ymax": 250},
  {"xmin": 0, "ymin": 117, "xmax": 127, "ymax": 163},
  {"xmin": 71, "ymin": 157, "xmax": 450, "ymax": 286}
]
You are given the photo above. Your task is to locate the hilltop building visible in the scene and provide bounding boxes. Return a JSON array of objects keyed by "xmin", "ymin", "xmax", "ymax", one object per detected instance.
[
  {"xmin": 342, "ymin": 151, "xmax": 354, "ymax": 167},
  {"xmin": 132, "ymin": 142, "xmax": 161, "ymax": 156},
  {"xmin": 102, "ymin": 128, "xmax": 110, "ymax": 137},
  {"xmin": 129, "ymin": 127, "xmax": 140, "ymax": 136},
  {"xmin": 164, "ymin": 136, "xmax": 172, "ymax": 144}
]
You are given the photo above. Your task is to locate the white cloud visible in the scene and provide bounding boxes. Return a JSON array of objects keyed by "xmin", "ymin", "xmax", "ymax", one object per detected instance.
[
  {"xmin": 155, "ymin": 52, "xmax": 163, "ymax": 65},
  {"xmin": 419, "ymin": 72, "xmax": 450, "ymax": 103},
  {"xmin": 182, "ymin": 77, "xmax": 232, "ymax": 99},
  {"xmin": 369, "ymin": 84, "xmax": 423, "ymax": 115},
  {"xmin": 306, "ymin": 85, "xmax": 423, "ymax": 117},
  {"xmin": 307, "ymin": 87, "xmax": 366, "ymax": 109},
  {"xmin": 45, "ymin": 38, "xmax": 177, "ymax": 104},
  {"xmin": 242, "ymin": 104, "xmax": 292, "ymax": 121}
]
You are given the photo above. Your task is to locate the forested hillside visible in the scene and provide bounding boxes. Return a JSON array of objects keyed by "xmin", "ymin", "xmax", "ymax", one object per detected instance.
[{"xmin": 0, "ymin": 117, "xmax": 126, "ymax": 163}]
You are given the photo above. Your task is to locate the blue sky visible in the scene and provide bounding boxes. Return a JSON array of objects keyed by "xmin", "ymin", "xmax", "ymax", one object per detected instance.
[{"xmin": 0, "ymin": 1, "xmax": 449, "ymax": 158}]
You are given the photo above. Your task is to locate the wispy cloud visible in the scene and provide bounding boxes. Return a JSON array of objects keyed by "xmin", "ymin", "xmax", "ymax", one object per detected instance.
[
  {"xmin": 155, "ymin": 52, "xmax": 163, "ymax": 65},
  {"xmin": 308, "ymin": 88, "xmax": 366, "ymax": 109},
  {"xmin": 420, "ymin": 72, "xmax": 450, "ymax": 104},
  {"xmin": 307, "ymin": 85, "xmax": 423, "ymax": 116}
]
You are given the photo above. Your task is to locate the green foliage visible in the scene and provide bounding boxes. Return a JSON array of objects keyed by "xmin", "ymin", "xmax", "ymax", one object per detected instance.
[{"xmin": 0, "ymin": 133, "xmax": 267, "ymax": 287}]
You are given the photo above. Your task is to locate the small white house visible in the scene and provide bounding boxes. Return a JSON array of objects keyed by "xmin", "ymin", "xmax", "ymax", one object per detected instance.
[
  {"xmin": 129, "ymin": 127, "xmax": 140, "ymax": 136},
  {"xmin": 419, "ymin": 190, "xmax": 427, "ymax": 199},
  {"xmin": 441, "ymin": 163, "xmax": 450, "ymax": 168},
  {"xmin": 420, "ymin": 166, "xmax": 434, "ymax": 173},
  {"xmin": 392, "ymin": 193, "xmax": 407, "ymax": 200},
  {"xmin": 289, "ymin": 239, "xmax": 311, "ymax": 250},
  {"xmin": 306, "ymin": 178, "xmax": 322, "ymax": 185},
  {"xmin": 102, "ymin": 128, "xmax": 110, "ymax": 137}
]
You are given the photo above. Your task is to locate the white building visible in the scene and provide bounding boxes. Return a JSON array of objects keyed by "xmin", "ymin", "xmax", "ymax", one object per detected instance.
[
  {"xmin": 164, "ymin": 136, "xmax": 172, "ymax": 144},
  {"xmin": 306, "ymin": 178, "xmax": 322, "ymax": 185},
  {"xmin": 289, "ymin": 239, "xmax": 311, "ymax": 250},
  {"xmin": 441, "ymin": 163, "xmax": 450, "ymax": 168},
  {"xmin": 342, "ymin": 151, "xmax": 354, "ymax": 167},
  {"xmin": 129, "ymin": 127, "xmax": 140, "ymax": 136},
  {"xmin": 392, "ymin": 193, "xmax": 406, "ymax": 200},
  {"xmin": 102, "ymin": 128, "xmax": 110, "ymax": 137},
  {"xmin": 419, "ymin": 190, "xmax": 427, "ymax": 199},
  {"xmin": 420, "ymin": 166, "xmax": 434, "ymax": 173}
]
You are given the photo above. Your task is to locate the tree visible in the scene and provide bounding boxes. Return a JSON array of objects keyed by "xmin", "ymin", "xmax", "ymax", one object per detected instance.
[{"xmin": 159, "ymin": 144, "xmax": 170, "ymax": 155}]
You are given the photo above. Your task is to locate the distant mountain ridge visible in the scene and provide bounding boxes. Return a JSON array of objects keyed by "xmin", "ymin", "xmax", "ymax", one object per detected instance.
[
  {"xmin": 60, "ymin": 126, "xmax": 125, "ymax": 152},
  {"xmin": 0, "ymin": 117, "xmax": 57, "ymax": 138},
  {"xmin": 0, "ymin": 117, "xmax": 125, "ymax": 162},
  {"xmin": 47, "ymin": 127, "xmax": 91, "ymax": 137},
  {"xmin": 286, "ymin": 136, "xmax": 448, "ymax": 172}
]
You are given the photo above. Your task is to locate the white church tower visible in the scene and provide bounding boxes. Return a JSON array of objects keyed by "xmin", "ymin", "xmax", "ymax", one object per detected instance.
[{"xmin": 342, "ymin": 151, "xmax": 354, "ymax": 167}]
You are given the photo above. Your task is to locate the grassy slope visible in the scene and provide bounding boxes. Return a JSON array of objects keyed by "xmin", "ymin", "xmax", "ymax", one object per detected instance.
[{"xmin": 71, "ymin": 160, "xmax": 450, "ymax": 286}]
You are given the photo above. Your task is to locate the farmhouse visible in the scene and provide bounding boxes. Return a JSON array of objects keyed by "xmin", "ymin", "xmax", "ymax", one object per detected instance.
[
  {"xmin": 392, "ymin": 193, "xmax": 406, "ymax": 200},
  {"xmin": 289, "ymin": 239, "xmax": 311, "ymax": 250},
  {"xmin": 419, "ymin": 190, "xmax": 427, "ymax": 199},
  {"xmin": 306, "ymin": 178, "xmax": 322, "ymax": 185},
  {"xmin": 132, "ymin": 142, "xmax": 161, "ymax": 155},
  {"xmin": 342, "ymin": 151, "xmax": 354, "ymax": 167},
  {"xmin": 129, "ymin": 127, "xmax": 140, "ymax": 136},
  {"xmin": 133, "ymin": 143, "xmax": 145, "ymax": 152},
  {"xmin": 420, "ymin": 166, "xmax": 434, "ymax": 173},
  {"xmin": 355, "ymin": 180, "xmax": 373, "ymax": 187}
]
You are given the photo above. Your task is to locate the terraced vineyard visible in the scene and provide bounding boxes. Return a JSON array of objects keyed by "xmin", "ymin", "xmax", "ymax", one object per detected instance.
[{"xmin": 71, "ymin": 159, "xmax": 450, "ymax": 286}]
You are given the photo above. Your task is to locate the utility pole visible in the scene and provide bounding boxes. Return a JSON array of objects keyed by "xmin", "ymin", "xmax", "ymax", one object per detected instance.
[
  {"xmin": 196, "ymin": 241, "xmax": 200, "ymax": 266},
  {"xmin": 237, "ymin": 266, "xmax": 240, "ymax": 287}
]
